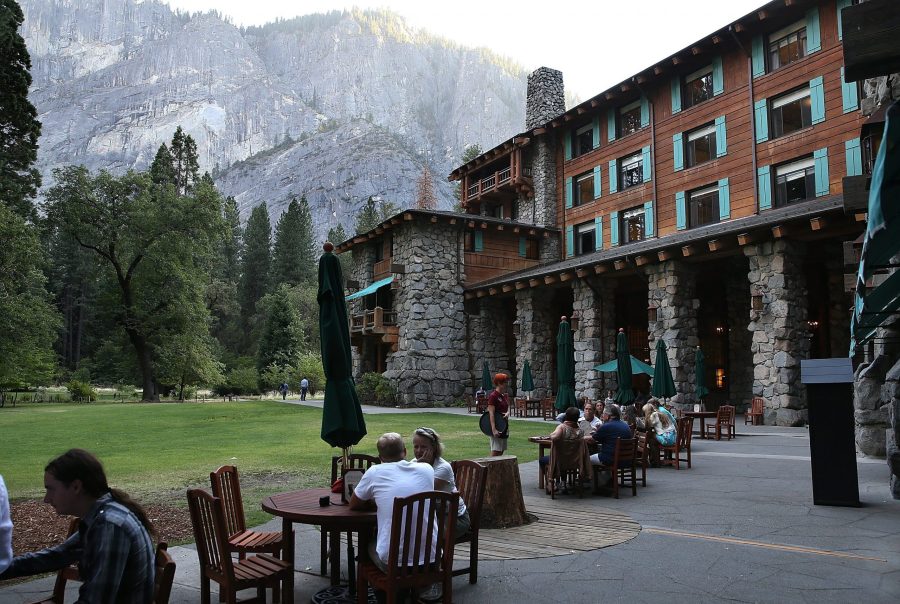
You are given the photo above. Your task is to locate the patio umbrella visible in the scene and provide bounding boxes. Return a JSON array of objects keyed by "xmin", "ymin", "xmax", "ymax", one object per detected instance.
[
  {"xmin": 481, "ymin": 361, "xmax": 492, "ymax": 392},
  {"xmin": 555, "ymin": 317, "xmax": 577, "ymax": 411},
  {"xmin": 318, "ymin": 242, "xmax": 367, "ymax": 454},
  {"xmin": 613, "ymin": 329, "xmax": 635, "ymax": 405},
  {"xmin": 521, "ymin": 360, "xmax": 534, "ymax": 392},
  {"xmin": 594, "ymin": 356, "xmax": 654, "ymax": 375},
  {"xmin": 651, "ymin": 339, "xmax": 677, "ymax": 400},
  {"xmin": 695, "ymin": 346, "xmax": 710, "ymax": 403}
]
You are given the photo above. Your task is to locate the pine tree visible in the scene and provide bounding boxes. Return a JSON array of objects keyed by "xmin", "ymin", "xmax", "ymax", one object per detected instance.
[
  {"xmin": 272, "ymin": 197, "xmax": 317, "ymax": 287},
  {"xmin": 149, "ymin": 143, "xmax": 175, "ymax": 185},
  {"xmin": 169, "ymin": 126, "xmax": 200, "ymax": 194},
  {"xmin": 238, "ymin": 203, "xmax": 272, "ymax": 347},
  {"xmin": 221, "ymin": 197, "xmax": 242, "ymax": 283},
  {"xmin": 327, "ymin": 223, "xmax": 348, "ymax": 247},
  {"xmin": 355, "ymin": 196, "xmax": 380, "ymax": 234},
  {"xmin": 0, "ymin": 0, "xmax": 42, "ymax": 221},
  {"xmin": 416, "ymin": 165, "xmax": 437, "ymax": 210},
  {"xmin": 256, "ymin": 285, "xmax": 300, "ymax": 373}
]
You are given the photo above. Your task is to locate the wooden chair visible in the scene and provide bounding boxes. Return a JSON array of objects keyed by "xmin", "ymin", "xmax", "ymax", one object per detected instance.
[
  {"xmin": 659, "ymin": 416, "xmax": 694, "ymax": 470},
  {"xmin": 464, "ymin": 393, "xmax": 476, "ymax": 413},
  {"xmin": 450, "ymin": 460, "xmax": 487, "ymax": 584},
  {"xmin": 545, "ymin": 437, "xmax": 591, "ymax": 499},
  {"xmin": 540, "ymin": 397, "xmax": 556, "ymax": 421},
  {"xmin": 635, "ymin": 432, "xmax": 650, "ymax": 487},
  {"xmin": 210, "ymin": 464, "xmax": 284, "ymax": 602},
  {"xmin": 356, "ymin": 491, "xmax": 458, "ymax": 604},
  {"xmin": 705, "ymin": 405, "xmax": 735, "ymax": 440},
  {"xmin": 475, "ymin": 392, "xmax": 488, "ymax": 414},
  {"xmin": 321, "ymin": 454, "xmax": 380, "ymax": 575},
  {"xmin": 513, "ymin": 397, "xmax": 528, "ymax": 418},
  {"xmin": 746, "ymin": 397, "xmax": 765, "ymax": 425},
  {"xmin": 187, "ymin": 488, "xmax": 292, "ymax": 604},
  {"xmin": 593, "ymin": 438, "xmax": 637, "ymax": 499}
]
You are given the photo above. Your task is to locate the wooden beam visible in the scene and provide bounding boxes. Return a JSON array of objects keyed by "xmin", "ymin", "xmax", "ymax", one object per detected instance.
[
  {"xmin": 496, "ymin": 224, "xmax": 504, "ymax": 231},
  {"xmin": 502, "ymin": 284, "xmax": 514, "ymax": 293},
  {"xmin": 529, "ymin": 278, "xmax": 542, "ymax": 288},
  {"xmin": 613, "ymin": 259, "xmax": 628, "ymax": 271},
  {"xmin": 712, "ymin": 35, "xmax": 723, "ymax": 44},
  {"xmin": 657, "ymin": 249, "xmax": 675, "ymax": 262},
  {"xmin": 653, "ymin": 65, "xmax": 665, "ymax": 75},
  {"xmin": 737, "ymin": 232, "xmax": 756, "ymax": 246},
  {"xmin": 367, "ymin": 232, "xmax": 376, "ymax": 239},
  {"xmin": 634, "ymin": 255, "xmax": 651, "ymax": 267},
  {"xmin": 544, "ymin": 275, "xmax": 558, "ymax": 285},
  {"xmin": 672, "ymin": 55, "xmax": 683, "ymax": 65},
  {"xmin": 515, "ymin": 281, "xmax": 527, "ymax": 290},
  {"xmin": 619, "ymin": 82, "xmax": 632, "ymax": 92},
  {"xmin": 488, "ymin": 287, "xmax": 499, "ymax": 296},
  {"xmin": 855, "ymin": 212, "xmax": 867, "ymax": 222},
  {"xmin": 403, "ymin": 213, "xmax": 413, "ymax": 221},
  {"xmin": 563, "ymin": 114, "xmax": 574, "ymax": 121},
  {"xmin": 691, "ymin": 46, "xmax": 703, "ymax": 55},
  {"xmin": 576, "ymin": 107, "xmax": 587, "ymax": 114},
  {"xmin": 605, "ymin": 91, "xmax": 616, "ymax": 100},
  {"xmin": 465, "ymin": 291, "xmax": 476, "ymax": 300},
  {"xmin": 429, "ymin": 216, "xmax": 437, "ymax": 223},
  {"xmin": 529, "ymin": 228, "xmax": 537, "ymax": 235},
  {"xmin": 480, "ymin": 222, "xmax": 488, "ymax": 229},
  {"xmin": 771, "ymin": 224, "xmax": 791, "ymax": 238},
  {"xmin": 590, "ymin": 99, "xmax": 601, "ymax": 107},
  {"xmin": 559, "ymin": 272, "xmax": 573, "ymax": 282},
  {"xmin": 576, "ymin": 268, "xmax": 590, "ymax": 278},
  {"xmin": 681, "ymin": 244, "xmax": 700, "ymax": 257},
  {"xmin": 390, "ymin": 218, "xmax": 401, "ymax": 225},
  {"xmin": 733, "ymin": 22, "xmax": 745, "ymax": 32},
  {"xmin": 375, "ymin": 227, "xmax": 384, "ymax": 234},
  {"xmin": 449, "ymin": 218, "xmax": 457, "ymax": 225},
  {"xmin": 810, "ymin": 216, "xmax": 826, "ymax": 231},
  {"xmin": 635, "ymin": 74, "xmax": 649, "ymax": 84},
  {"xmin": 476, "ymin": 290, "xmax": 487, "ymax": 298},
  {"xmin": 757, "ymin": 9, "xmax": 769, "ymax": 20},
  {"xmin": 533, "ymin": 127, "xmax": 546, "ymax": 135},
  {"xmin": 708, "ymin": 238, "xmax": 730, "ymax": 252},
  {"xmin": 543, "ymin": 232, "xmax": 551, "ymax": 239},
  {"xmin": 594, "ymin": 264, "xmax": 609, "ymax": 274},
  {"xmin": 513, "ymin": 226, "xmax": 521, "ymax": 234}
]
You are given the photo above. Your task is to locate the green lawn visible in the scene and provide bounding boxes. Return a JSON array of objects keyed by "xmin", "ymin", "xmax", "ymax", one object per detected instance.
[{"xmin": 0, "ymin": 401, "xmax": 550, "ymax": 525}]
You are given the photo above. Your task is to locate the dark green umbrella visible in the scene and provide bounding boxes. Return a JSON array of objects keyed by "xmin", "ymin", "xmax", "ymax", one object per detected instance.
[
  {"xmin": 481, "ymin": 361, "xmax": 492, "ymax": 391},
  {"xmin": 555, "ymin": 317, "xmax": 577, "ymax": 411},
  {"xmin": 614, "ymin": 329, "xmax": 635, "ymax": 405},
  {"xmin": 594, "ymin": 356, "xmax": 654, "ymax": 375},
  {"xmin": 521, "ymin": 360, "xmax": 534, "ymax": 392},
  {"xmin": 651, "ymin": 339, "xmax": 676, "ymax": 400},
  {"xmin": 318, "ymin": 242, "xmax": 366, "ymax": 450},
  {"xmin": 695, "ymin": 346, "xmax": 710, "ymax": 402}
]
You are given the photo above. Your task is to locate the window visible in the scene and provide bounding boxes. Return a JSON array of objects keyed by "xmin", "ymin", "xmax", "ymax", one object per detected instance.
[
  {"xmin": 575, "ymin": 221, "xmax": 596, "ymax": 255},
  {"xmin": 574, "ymin": 171, "xmax": 594, "ymax": 206},
  {"xmin": 768, "ymin": 20, "xmax": 807, "ymax": 71},
  {"xmin": 618, "ymin": 100, "xmax": 642, "ymax": 137},
  {"xmin": 374, "ymin": 240, "xmax": 384, "ymax": 262},
  {"xmin": 485, "ymin": 203, "xmax": 503, "ymax": 218},
  {"xmin": 523, "ymin": 238, "xmax": 539, "ymax": 260},
  {"xmin": 688, "ymin": 185, "xmax": 720, "ymax": 228},
  {"xmin": 862, "ymin": 128, "xmax": 883, "ymax": 175},
  {"xmin": 619, "ymin": 152, "xmax": 643, "ymax": 190},
  {"xmin": 620, "ymin": 206, "xmax": 645, "ymax": 245},
  {"xmin": 685, "ymin": 123, "xmax": 716, "ymax": 168},
  {"xmin": 770, "ymin": 87, "xmax": 811, "ymax": 138},
  {"xmin": 683, "ymin": 65, "xmax": 713, "ymax": 109},
  {"xmin": 573, "ymin": 123, "xmax": 594, "ymax": 158},
  {"xmin": 774, "ymin": 157, "xmax": 815, "ymax": 207}
]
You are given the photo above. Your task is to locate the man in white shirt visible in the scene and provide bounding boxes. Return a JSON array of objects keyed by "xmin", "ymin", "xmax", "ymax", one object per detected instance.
[
  {"xmin": 349, "ymin": 433, "xmax": 435, "ymax": 572},
  {"xmin": 578, "ymin": 401, "xmax": 602, "ymax": 435},
  {"xmin": 0, "ymin": 474, "xmax": 12, "ymax": 574}
]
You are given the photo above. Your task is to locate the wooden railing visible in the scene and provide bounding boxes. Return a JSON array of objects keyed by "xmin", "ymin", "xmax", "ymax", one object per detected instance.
[
  {"xmin": 466, "ymin": 165, "xmax": 532, "ymax": 199},
  {"xmin": 373, "ymin": 257, "xmax": 392, "ymax": 280},
  {"xmin": 349, "ymin": 306, "xmax": 398, "ymax": 333},
  {"xmin": 464, "ymin": 252, "xmax": 540, "ymax": 271}
]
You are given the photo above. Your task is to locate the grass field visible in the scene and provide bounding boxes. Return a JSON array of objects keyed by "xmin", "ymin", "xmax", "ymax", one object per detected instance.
[{"xmin": 0, "ymin": 400, "xmax": 550, "ymax": 525}]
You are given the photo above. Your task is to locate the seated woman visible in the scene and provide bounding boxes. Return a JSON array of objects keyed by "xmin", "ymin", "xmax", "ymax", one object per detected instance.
[
  {"xmin": 539, "ymin": 407, "xmax": 584, "ymax": 476},
  {"xmin": 643, "ymin": 399, "xmax": 677, "ymax": 462},
  {"xmin": 412, "ymin": 427, "xmax": 470, "ymax": 539}
]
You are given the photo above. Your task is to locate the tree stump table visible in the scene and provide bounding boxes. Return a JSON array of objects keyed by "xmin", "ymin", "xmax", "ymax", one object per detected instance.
[{"xmin": 470, "ymin": 455, "xmax": 529, "ymax": 528}]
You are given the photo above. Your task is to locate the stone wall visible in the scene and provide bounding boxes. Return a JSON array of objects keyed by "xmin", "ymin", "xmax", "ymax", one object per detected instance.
[
  {"xmin": 468, "ymin": 298, "xmax": 512, "ymax": 390},
  {"xmin": 349, "ymin": 244, "xmax": 376, "ymax": 378},
  {"xmin": 383, "ymin": 222, "xmax": 469, "ymax": 406},
  {"xmin": 515, "ymin": 289, "xmax": 555, "ymax": 400},
  {"xmin": 745, "ymin": 240, "xmax": 810, "ymax": 426},
  {"xmin": 525, "ymin": 67, "xmax": 565, "ymax": 131},
  {"xmin": 532, "ymin": 132, "xmax": 560, "ymax": 234},
  {"xmin": 726, "ymin": 258, "xmax": 754, "ymax": 411},
  {"xmin": 572, "ymin": 280, "xmax": 600, "ymax": 400}
]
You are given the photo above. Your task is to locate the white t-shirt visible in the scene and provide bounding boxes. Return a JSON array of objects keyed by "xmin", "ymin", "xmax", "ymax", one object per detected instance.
[
  {"xmin": 353, "ymin": 460, "xmax": 435, "ymax": 565},
  {"xmin": 0, "ymin": 475, "xmax": 12, "ymax": 575},
  {"xmin": 431, "ymin": 457, "xmax": 467, "ymax": 517}
]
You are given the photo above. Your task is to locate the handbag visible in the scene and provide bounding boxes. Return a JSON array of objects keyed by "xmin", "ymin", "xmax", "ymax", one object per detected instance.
[{"xmin": 480, "ymin": 410, "xmax": 508, "ymax": 437}]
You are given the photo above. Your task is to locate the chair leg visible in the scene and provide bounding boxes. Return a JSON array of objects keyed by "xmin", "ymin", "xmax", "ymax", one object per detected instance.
[
  {"xmin": 469, "ymin": 537, "xmax": 478, "ymax": 584},
  {"xmin": 320, "ymin": 529, "xmax": 328, "ymax": 575},
  {"xmin": 201, "ymin": 576, "xmax": 211, "ymax": 604},
  {"xmin": 356, "ymin": 563, "xmax": 366, "ymax": 604}
]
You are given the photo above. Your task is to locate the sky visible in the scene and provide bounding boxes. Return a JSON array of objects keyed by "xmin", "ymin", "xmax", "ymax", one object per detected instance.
[{"xmin": 161, "ymin": 0, "xmax": 766, "ymax": 101}]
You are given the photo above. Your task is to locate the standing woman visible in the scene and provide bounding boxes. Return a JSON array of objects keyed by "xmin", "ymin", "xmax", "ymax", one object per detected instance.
[
  {"xmin": 412, "ymin": 427, "xmax": 471, "ymax": 539},
  {"xmin": 487, "ymin": 373, "xmax": 510, "ymax": 456}
]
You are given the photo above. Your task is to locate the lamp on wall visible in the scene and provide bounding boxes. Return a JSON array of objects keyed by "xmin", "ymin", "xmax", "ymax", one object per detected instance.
[
  {"xmin": 751, "ymin": 291, "xmax": 764, "ymax": 311},
  {"xmin": 512, "ymin": 319, "xmax": 521, "ymax": 337},
  {"xmin": 569, "ymin": 312, "xmax": 580, "ymax": 332},
  {"xmin": 648, "ymin": 304, "xmax": 658, "ymax": 322}
]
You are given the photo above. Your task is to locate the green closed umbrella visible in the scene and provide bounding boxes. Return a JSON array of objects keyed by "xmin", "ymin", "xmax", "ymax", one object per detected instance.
[
  {"xmin": 614, "ymin": 329, "xmax": 635, "ymax": 405},
  {"xmin": 695, "ymin": 346, "xmax": 710, "ymax": 403},
  {"xmin": 318, "ymin": 243, "xmax": 367, "ymax": 451},
  {"xmin": 521, "ymin": 360, "xmax": 534, "ymax": 392},
  {"xmin": 481, "ymin": 361, "xmax": 492, "ymax": 392},
  {"xmin": 651, "ymin": 339, "xmax": 676, "ymax": 400},
  {"xmin": 555, "ymin": 317, "xmax": 577, "ymax": 411}
]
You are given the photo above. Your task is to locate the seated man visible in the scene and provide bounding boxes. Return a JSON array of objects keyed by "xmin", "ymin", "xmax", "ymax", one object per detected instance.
[
  {"xmin": 350, "ymin": 432, "xmax": 436, "ymax": 573},
  {"xmin": 586, "ymin": 404, "xmax": 632, "ymax": 466},
  {"xmin": 0, "ymin": 449, "xmax": 156, "ymax": 603},
  {"xmin": 578, "ymin": 402, "xmax": 601, "ymax": 435},
  {"xmin": 0, "ymin": 474, "xmax": 12, "ymax": 575}
]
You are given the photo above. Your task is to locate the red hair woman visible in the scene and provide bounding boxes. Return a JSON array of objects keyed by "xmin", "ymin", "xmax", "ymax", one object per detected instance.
[{"xmin": 487, "ymin": 373, "xmax": 511, "ymax": 457}]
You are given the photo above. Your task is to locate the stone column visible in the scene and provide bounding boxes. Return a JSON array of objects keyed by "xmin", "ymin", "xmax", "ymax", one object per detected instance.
[
  {"xmin": 745, "ymin": 240, "xmax": 810, "ymax": 426},
  {"xmin": 515, "ymin": 289, "xmax": 555, "ymax": 400},
  {"xmin": 646, "ymin": 261, "xmax": 699, "ymax": 409},
  {"xmin": 571, "ymin": 278, "xmax": 616, "ymax": 400},
  {"xmin": 726, "ymin": 258, "xmax": 754, "ymax": 411},
  {"xmin": 468, "ymin": 298, "xmax": 512, "ymax": 383}
]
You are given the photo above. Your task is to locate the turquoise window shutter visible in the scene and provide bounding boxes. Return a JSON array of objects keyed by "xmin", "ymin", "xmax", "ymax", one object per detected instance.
[
  {"xmin": 640, "ymin": 95, "xmax": 649, "ymax": 128},
  {"xmin": 673, "ymin": 132, "xmax": 684, "ymax": 171},
  {"xmin": 754, "ymin": 99, "xmax": 769, "ymax": 143},
  {"xmin": 595, "ymin": 215, "xmax": 604, "ymax": 250},
  {"xmin": 757, "ymin": 165, "xmax": 772, "ymax": 210},
  {"xmin": 607, "ymin": 108, "xmax": 616, "ymax": 142},
  {"xmin": 845, "ymin": 138, "xmax": 862, "ymax": 177},
  {"xmin": 841, "ymin": 67, "xmax": 859, "ymax": 113},
  {"xmin": 837, "ymin": 0, "xmax": 851, "ymax": 40},
  {"xmin": 675, "ymin": 192, "xmax": 686, "ymax": 230},
  {"xmin": 712, "ymin": 55, "xmax": 724, "ymax": 96},
  {"xmin": 814, "ymin": 147, "xmax": 830, "ymax": 196},
  {"xmin": 592, "ymin": 116, "xmax": 600, "ymax": 149},
  {"xmin": 564, "ymin": 131, "xmax": 572, "ymax": 161},
  {"xmin": 751, "ymin": 35, "xmax": 765, "ymax": 78},
  {"xmin": 566, "ymin": 225, "xmax": 574, "ymax": 258},
  {"xmin": 718, "ymin": 178, "xmax": 731, "ymax": 220},
  {"xmin": 474, "ymin": 231, "xmax": 483, "ymax": 251},
  {"xmin": 565, "ymin": 176, "xmax": 573, "ymax": 208},
  {"xmin": 518, "ymin": 237, "xmax": 526, "ymax": 257},
  {"xmin": 609, "ymin": 160, "xmax": 618, "ymax": 192},
  {"xmin": 715, "ymin": 116, "xmax": 727, "ymax": 157},
  {"xmin": 593, "ymin": 165, "xmax": 602, "ymax": 198},
  {"xmin": 644, "ymin": 201, "xmax": 654, "ymax": 238},
  {"xmin": 806, "ymin": 7, "xmax": 821, "ymax": 53},
  {"xmin": 671, "ymin": 77, "xmax": 682, "ymax": 114},
  {"xmin": 810, "ymin": 76, "xmax": 825, "ymax": 124},
  {"xmin": 610, "ymin": 211, "xmax": 620, "ymax": 246},
  {"xmin": 642, "ymin": 145, "xmax": 652, "ymax": 182}
]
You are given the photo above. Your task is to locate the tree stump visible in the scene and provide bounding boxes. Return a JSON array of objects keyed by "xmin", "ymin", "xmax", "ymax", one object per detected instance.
[{"xmin": 470, "ymin": 455, "xmax": 528, "ymax": 528}]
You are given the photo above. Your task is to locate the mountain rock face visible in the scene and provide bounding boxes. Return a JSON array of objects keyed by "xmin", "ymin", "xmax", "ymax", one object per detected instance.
[{"xmin": 19, "ymin": 0, "xmax": 527, "ymax": 234}]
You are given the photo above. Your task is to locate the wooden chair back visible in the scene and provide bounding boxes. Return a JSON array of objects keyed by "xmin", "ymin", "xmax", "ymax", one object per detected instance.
[
  {"xmin": 513, "ymin": 397, "xmax": 527, "ymax": 418},
  {"xmin": 187, "ymin": 488, "xmax": 235, "ymax": 585},
  {"xmin": 386, "ymin": 491, "xmax": 457, "ymax": 578},
  {"xmin": 330, "ymin": 453, "xmax": 380, "ymax": 483},
  {"xmin": 540, "ymin": 397, "xmax": 555, "ymax": 420},
  {"xmin": 209, "ymin": 465, "xmax": 246, "ymax": 538},
  {"xmin": 153, "ymin": 543, "xmax": 177, "ymax": 604},
  {"xmin": 746, "ymin": 397, "xmax": 765, "ymax": 425},
  {"xmin": 609, "ymin": 437, "xmax": 638, "ymax": 498},
  {"xmin": 450, "ymin": 460, "xmax": 487, "ymax": 584},
  {"xmin": 678, "ymin": 416, "xmax": 694, "ymax": 450},
  {"xmin": 635, "ymin": 432, "xmax": 649, "ymax": 487}
]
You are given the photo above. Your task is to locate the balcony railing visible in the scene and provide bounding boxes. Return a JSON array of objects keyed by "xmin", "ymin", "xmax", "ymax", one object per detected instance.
[
  {"xmin": 349, "ymin": 306, "xmax": 398, "ymax": 333},
  {"xmin": 464, "ymin": 252, "xmax": 540, "ymax": 271},
  {"xmin": 373, "ymin": 257, "xmax": 392, "ymax": 280},
  {"xmin": 466, "ymin": 166, "xmax": 532, "ymax": 199}
]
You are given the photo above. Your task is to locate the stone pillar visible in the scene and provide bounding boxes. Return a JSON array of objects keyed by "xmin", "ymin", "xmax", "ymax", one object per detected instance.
[
  {"xmin": 515, "ymin": 288, "xmax": 555, "ymax": 400},
  {"xmin": 572, "ymin": 280, "xmax": 598, "ymax": 400},
  {"xmin": 525, "ymin": 67, "xmax": 565, "ymax": 131},
  {"xmin": 468, "ymin": 298, "xmax": 512, "ymax": 385},
  {"xmin": 854, "ymin": 355, "xmax": 893, "ymax": 457},
  {"xmin": 726, "ymin": 258, "xmax": 754, "ymax": 411},
  {"xmin": 532, "ymin": 133, "xmax": 560, "ymax": 235},
  {"xmin": 646, "ymin": 261, "xmax": 699, "ymax": 408},
  {"xmin": 745, "ymin": 240, "xmax": 810, "ymax": 426}
]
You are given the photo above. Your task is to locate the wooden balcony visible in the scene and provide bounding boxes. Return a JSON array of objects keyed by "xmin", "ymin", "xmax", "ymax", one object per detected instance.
[
  {"xmin": 373, "ymin": 257, "xmax": 392, "ymax": 280},
  {"xmin": 464, "ymin": 252, "xmax": 540, "ymax": 285},
  {"xmin": 466, "ymin": 166, "xmax": 532, "ymax": 200},
  {"xmin": 349, "ymin": 306, "xmax": 399, "ymax": 351}
]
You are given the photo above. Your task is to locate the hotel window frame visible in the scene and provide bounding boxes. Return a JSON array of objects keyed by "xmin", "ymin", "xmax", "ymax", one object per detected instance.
[
  {"xmin": 773, "ymin": 156, "xmax": 816, "ymax": 207},
  {"xmin": 485, "ymin": 203, "xmax": 504, "ymax": 219},
  {"xmin": 618, "ymin": 100, "xmax": 642, "ymax": 137},
  {"xmin": 685, "ymin": 122, "xmax": 717, "ymax": 168},
  {"xmin": 620, "ymin": 206, "xmax": 645, "ymax": 245},
  {"xmin": 770, "ymin": 86, "xmax": 812, "ymax": 139},
  {"xmin": 573, "ymin": 123, "xmax": 595, "ymax": 158},
  {"xmin": 682, "ymin": 65, "xmax": 714, "ymax": 109},
  {"xmin": 688, "ymin": 184, "xmax": 721, "ymax": 229},
  {"xmin": 574, "ymin": 170, "xmax": 595, "ymax": 207},
  {"xmin": 767, "ymin": 19, "xmax": 807, "ymax": 71},
  {"xmin": 618, "ymin": 152, "xmax": 644, "ymax": 190},
  {"xmin": 575, "ymin": 221, "xmax": 597, "ymax": 256}
]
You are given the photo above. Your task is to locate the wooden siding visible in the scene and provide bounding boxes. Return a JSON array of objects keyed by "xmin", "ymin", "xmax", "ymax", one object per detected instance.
[{"xmin": 464, "ymin": 230, "xmax": 540, "ymax": 285}]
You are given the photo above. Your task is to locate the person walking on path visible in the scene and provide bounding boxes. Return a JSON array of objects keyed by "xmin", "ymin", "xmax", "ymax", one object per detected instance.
[
  {"xmin": 300, "ymin": 377, "xmax": 309, "ymax": 401},
  {"xmin": 279, "ymin": 382, "xmax": 289, "ymax": 400}
]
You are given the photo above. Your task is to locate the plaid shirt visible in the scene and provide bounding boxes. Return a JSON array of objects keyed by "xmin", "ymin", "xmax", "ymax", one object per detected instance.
[{"xmin": 2, "ymin": 494, "xmax": 154, "ymax": 604}]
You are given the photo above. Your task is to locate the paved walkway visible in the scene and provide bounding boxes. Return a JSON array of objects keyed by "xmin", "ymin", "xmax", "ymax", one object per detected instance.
[{"xmin": 2, "ymin": 410, "xmax": 898, "ymax": 603}]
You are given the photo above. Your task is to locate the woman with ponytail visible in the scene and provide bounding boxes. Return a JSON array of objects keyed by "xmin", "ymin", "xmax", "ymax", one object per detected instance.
[{"xmin": 0, "ymin": 449, "xmax": 155, "ymax": 603}]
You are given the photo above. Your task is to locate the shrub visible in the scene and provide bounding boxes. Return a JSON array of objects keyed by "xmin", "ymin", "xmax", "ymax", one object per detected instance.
[
  {"xmin": 214, "ymin": 366, "xmax": 261, "ymax": 397},
  {"xmin": 292, "ymin": 352, "xmax": 325, "ymax": 396},
  {"xmin": 66, "ymin": 380, "xmax": 96, "ymax": 402},
  {"xmin": 356, "ymin": 372, "xmax": 397, "ymax": 406}
]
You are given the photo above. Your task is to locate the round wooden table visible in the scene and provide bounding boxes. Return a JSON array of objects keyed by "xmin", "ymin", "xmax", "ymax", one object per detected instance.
[{"xmin": 261, "ymin": 488, "xmax": 377, "ymax": 600}]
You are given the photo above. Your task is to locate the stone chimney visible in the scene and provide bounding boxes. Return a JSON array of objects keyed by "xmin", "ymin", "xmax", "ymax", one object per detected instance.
[{"xmin": 525, "ymin": 67, "xmax": 565, "ymax": 130}]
